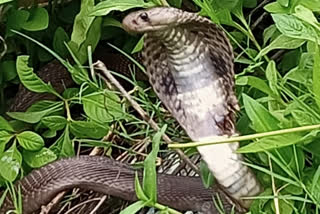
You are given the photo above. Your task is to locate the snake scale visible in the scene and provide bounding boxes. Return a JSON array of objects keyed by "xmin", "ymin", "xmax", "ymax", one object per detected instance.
[{"xmin": 1, "ymin": 7, "xmax": 262, "ymax": 214}]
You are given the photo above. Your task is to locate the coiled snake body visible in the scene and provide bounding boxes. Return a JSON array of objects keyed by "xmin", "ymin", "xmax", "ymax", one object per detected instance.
[{"xmin": 1, "ymin": 7, "xmax": 262, "ymax": 214}]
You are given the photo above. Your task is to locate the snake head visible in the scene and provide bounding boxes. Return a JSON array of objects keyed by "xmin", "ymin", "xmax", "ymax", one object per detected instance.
[{"xmin": 122, "ymin": 7, "xmax": 182, "ymax": 33}]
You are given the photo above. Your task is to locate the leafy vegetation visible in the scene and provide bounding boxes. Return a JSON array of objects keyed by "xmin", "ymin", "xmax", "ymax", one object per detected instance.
[{"xmin": 0, "ymin": 0, "xmax": 320, "ymax": 213}]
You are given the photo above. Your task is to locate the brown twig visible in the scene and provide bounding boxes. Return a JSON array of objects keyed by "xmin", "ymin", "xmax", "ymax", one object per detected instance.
[{"xmin": 94, "ymin": 60, "xmax": 199, "ymax": 173}]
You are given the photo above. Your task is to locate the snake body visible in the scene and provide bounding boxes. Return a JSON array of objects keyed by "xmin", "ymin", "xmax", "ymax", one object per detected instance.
[
  {"xmin": 123, "ymin": 7, "xmax": 262, "ymax": 207},
  {"xmin": 1, "ymin": 7, "xmax": 262, "ymax": 213},
  {"xmin": 1, "ymin": 156, "xmax": 236, "ymax": 214}
]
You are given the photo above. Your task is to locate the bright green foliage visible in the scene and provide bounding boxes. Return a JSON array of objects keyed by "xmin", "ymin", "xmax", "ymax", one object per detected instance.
[{"xmin": 1, "ymin": 0, "xmax": 320, "ymax": 213}]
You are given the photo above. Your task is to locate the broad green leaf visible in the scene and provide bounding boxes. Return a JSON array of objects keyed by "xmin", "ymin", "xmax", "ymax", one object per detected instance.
[
  {"xmin": 313, "ymin": 44, "xmax": 320, "ymax": 109},
  {"xmin": 68, "ymin": 17, "xmax": 102, "ymax": 65},
  {"xmin": 257, "ymin": 34, "xmax": 305, "ymax": 59},
  {"xmin": 272, "ymin": 199, "xmax": 293, "ymax": 214},
  {"xmin": 0, "ymin": 131, "xmax": 14, "ymax": 153},
  {"xmin": 50, "ymin": 126, "xmax": 74, "ymax": 157},
  {"xmin": 143, "ymin": 125, "xmax": 166, "ymax": 202},
  {"xmin": 264, "ymin": 2, "xmax": 290, "ymax": 14},
  {"xmin": 16, "ymin": 131, "xmax": 44, "ymax": 151},
  {"xmin": 216, "ymin": 0, "xmax": 239, "ymax": 10},
  {"xmin": 237, "ymin": 133, "xmax": 302, "ymax": 153},
  {"xmin": 243, "ymin": 0, "xmax": 257, "ymax": 8},
  {"xmin": 292, "ymin": 110, "xmax": 319, "ymax": 126},
  {"xmin": 23, "ymin": 148, "xmax": 57, "ymax": 168},
  {"xmin": 5, "ymin": 9, "xmax": 29, "ymax": 36},
  {"xmin": 293, "ymin": 5, "xmax": 319, "ymax": 28},
  {"xmin": 16, "ymin": 56, "xmax": 57, "ymax": 95},
  {"xmin": 41, "ymin": 116, "xmax": 67, "ymax": 131},
  {"xmin": 91, "ymin": 0, "xmax": 155, "ymax": 16},
  {"xmin": 300, "ymin": 0, "xmax": 320, "ymax": 11},
  {"xmin": 70, "ymin": 120, "xmax": 108, "ymax": 139},
  {"xmin": 0, "ymin": 60, "xmax": 17, "ymax": 82},
  {"xmin": 277, "ymin": 0, "xmax": 289, "ymax": 7},
  {"xmin": 23, "ymin": 8, "xmax": 49, "ymax": 31},
  {"xmin": 167, "ymin": 0, "xmax": 182, "ymax": 7},
  {"xmin": 53, "ymin": 27, "xmax": 70, "ymax": 58},
  {"xmin": 68, "ymin": 0, "xmax": 101, "ymax": 64},
  {"xmin": 119, "ymin": 200, "xmax": 146, "ymax": 214},
  {"xmin": 272, "ymin": 14, "xmax": 319, "ymax": 44},
  {"xmin": 0, "ymin": 143, "xmax": 22, "ymax": 181},
  {"xmin": 102, "ymin": 17, "xmax": 122, "ymax": 28},
  {"xmin": 242, "ymin": 94, "xmax": 280, "ymax": 132},
  {"xmin": 236, "ymin": 76, "xmax": 274, "ymax": 96},
  {"xmin": 0, "ymin": 116, "xmax": 14, "ymax": 132},
  {"xmin": 82, "ymin": 92, "xmax": 125, "ymax": 123},
  {"xmin": 7, "ymin": 101, "xmax": 64, "ymax": 123},
  {"xmin": 0, "ymin": 0, "xmax": 13, "ymax": 4},
  {"xmin": 262, "ymin": 25, "xmax": 278, "ymax": 46}
]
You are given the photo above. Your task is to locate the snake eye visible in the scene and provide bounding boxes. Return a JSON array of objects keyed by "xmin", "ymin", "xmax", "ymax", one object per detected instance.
[{"xmin": 139, "ymin": 12, "xmax": 149, "ymax": 21}]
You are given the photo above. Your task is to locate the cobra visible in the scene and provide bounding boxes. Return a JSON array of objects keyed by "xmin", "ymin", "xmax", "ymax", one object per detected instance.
[{"xmin": 1, "ymin": 7, "xmax": 262, "ymax": 213}]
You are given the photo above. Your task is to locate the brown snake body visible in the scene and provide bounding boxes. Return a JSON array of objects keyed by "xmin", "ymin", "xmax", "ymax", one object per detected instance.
[
  {"xmin": 1, "ymin": 156, "xmax": 234, "ymax": 214},
  {"xmin": 1, "ymin": 7, "xmax": 262, "ymax": 213}
]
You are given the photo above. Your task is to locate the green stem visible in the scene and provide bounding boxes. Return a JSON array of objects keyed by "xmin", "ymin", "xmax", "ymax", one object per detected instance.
[
  {"xmin": 168, "ymin": 124, "xmax": 320, "ymax": 149},
  {"xmin": 153, "ymin": 202, "xmax": 182, "ymax": 214}
]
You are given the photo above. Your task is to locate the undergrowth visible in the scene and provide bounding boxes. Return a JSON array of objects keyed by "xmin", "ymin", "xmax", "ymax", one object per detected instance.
[{"xmin": 0, "ymin": 0, "xmax": 320, "ymax": 213}]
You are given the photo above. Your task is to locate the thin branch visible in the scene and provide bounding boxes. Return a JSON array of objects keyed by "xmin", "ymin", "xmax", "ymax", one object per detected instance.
[{"xmin": 94, "ymin": 60, "xmax": 199, "ymax": 173}]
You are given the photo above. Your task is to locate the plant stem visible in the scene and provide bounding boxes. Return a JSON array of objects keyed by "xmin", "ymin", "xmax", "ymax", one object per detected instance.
[{"xmin": 168, "ymin": 124, "xmax": 320, "ymax": 148}]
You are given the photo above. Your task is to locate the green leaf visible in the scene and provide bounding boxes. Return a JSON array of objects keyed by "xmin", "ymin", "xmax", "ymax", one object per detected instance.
[
  {"xmin": 293, "ymin": 5, "xmax": 318, "ymax": 28},
  {"xmin": 0, "ymin": 143, "xmax": 22, "ymax": 181},
  {"xmin": 313, "ymin": 44, "xmax": 320, "ymax": 109},
  {"xmin": 53, "ymin": 27, "xmax": 70, "ymax": 58},
  {"xmin": 277, "ymin": 0, "xmax": 289, "ymax": 7},
  {"xmin": 119, "ymin": 200, "xmax": 146, "ymax": 214},
  {"xmin": 16, "ymin": 56, "xmax": 58, "ymax": 95},
  {"xmin": 82, "ymin": 92, "xmax": 125, "ymax": 123},
  {"xmin": 16, "ymin": 131, "xmax": 44, "ymax": 151},
  {"xmin": 264, "ymin": 2, "xmax": 290, "ymax": 13},
  {"xmin": 135, "ymin": 172, "xmax": 148, "ymax": 201},
  {"xmin": 167, "ymin": 0, "xmax": 182, "ymax": 7},
  {"xmin": 23, "ymin": 148, "xmax": 57, "ymax": 168},
  {"xmin": 200, "ymin": 160, "xmax": 214, "ymax": 188},
  {"xmin": 70, "ymin": 120, "xmax": 108, "ymax": 139},
  {"xmin": 0, "ymin": 131, "xmax": 14, "ymax": 153},
  {"xmin": 68, "ymin": 0, "xmax": 102, "ymax": 64},
  {"xmin": 237, "ymin": 133, "xmax": 302, "ymax": 153},
  {"xmin": 272, "ymin": 14, "xmax": 319, "ymax": 44},
  {"xmin": 0, "ymin": 0, "xmax": 13, "ymax": 4},
  {"xmin": 50, "ymin": 126, "xmax": 74, "ymax": 157},
  {"xmin": 5, "ymin": 9, "xmax": 29, "ymax": 37},
  {"xmin": 236, "ymin": 76, "xmax": 274, "ymax": 96},
  {"xmin": 91, "ymin": 0, "xmax": 155, "ymax": 16},
  {"xmin": 242, "ymin": 94, "xmax": 280, "ymax": 132},
  {"xmin": 143, "ymin": 125, "xmax": 166, "ymax": 203},
  {"xmin": 243, "ymin": 0, "xmax": 257, "ymax": 8},
  {"xmin": 300, "ymin": 0, "xmax": 320, "ymax": 11},
  {"xmin": 131, "ymin": 36, "xmax": 144, "ymax": 54},
  {"xmin": 266, "ymin": 61, "xmax": 280, "ymax": 97},
  {"xmin": 0, "ymin": 116, "xmax": 14, "ymax": 132},
  {"xmin": 0, "ymin": 60, "xmax": 17, "ymax": 82},
  {"xmin": 216, "ymin": 0, "xmax": 239, "ymax": 10},
  {"xmin": 41, "ymin": 116, "xmax": 67, "ymax": 131},
  {"xmin": 7, "ymin": 101, "xmax": 64, "ymax": 123},
  {"xmin": 256, "ymin": 34, "xmax": 305, "ymax": 59},
  {"xmin": 23, "ymin": 8, "xmax": 49, "ymax": 31}
]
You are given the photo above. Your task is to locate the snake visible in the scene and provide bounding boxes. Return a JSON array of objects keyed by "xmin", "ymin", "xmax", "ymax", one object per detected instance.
[{"xmin": 1, "ymin": 7, "xmax": 262, "ymax": 214}]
